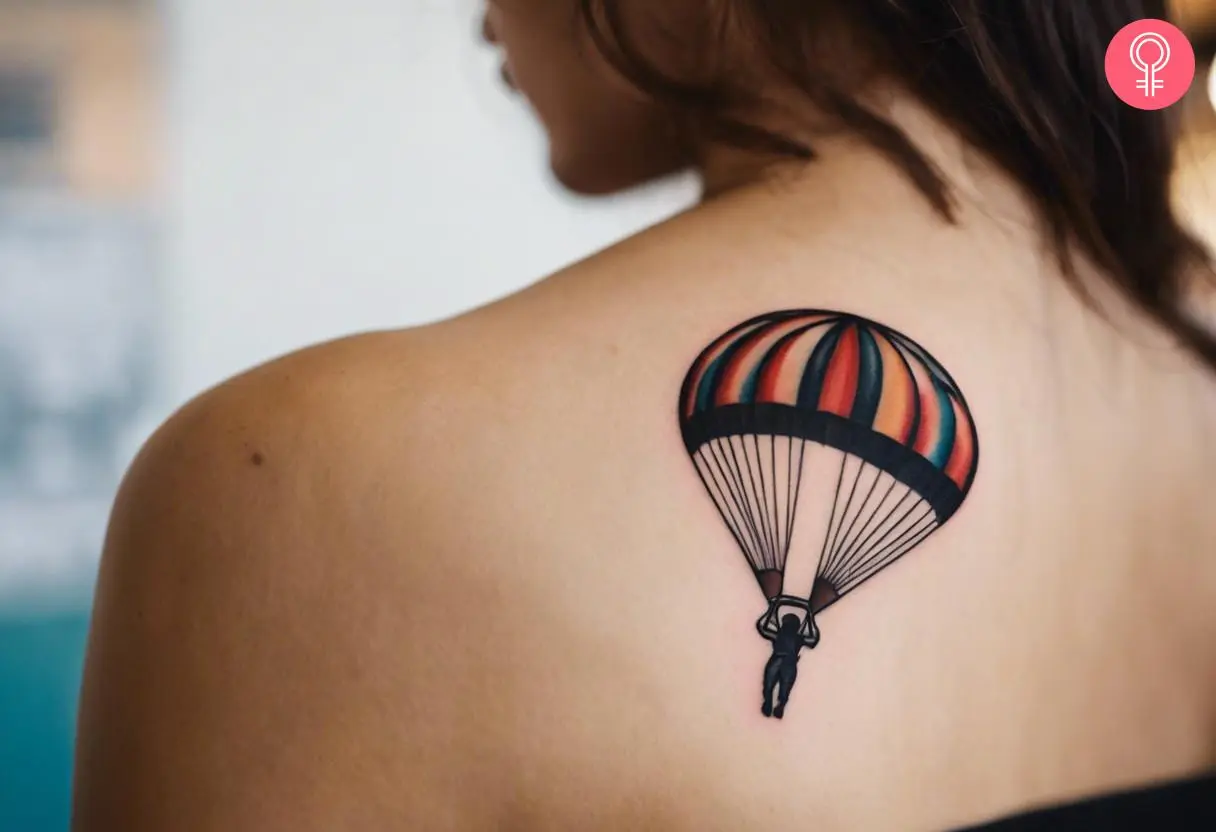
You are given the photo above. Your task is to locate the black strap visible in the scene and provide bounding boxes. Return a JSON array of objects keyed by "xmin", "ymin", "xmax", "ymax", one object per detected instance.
[{"xmin": 958, "ymin": 774, "xmax": 1216, "ymax": 831}]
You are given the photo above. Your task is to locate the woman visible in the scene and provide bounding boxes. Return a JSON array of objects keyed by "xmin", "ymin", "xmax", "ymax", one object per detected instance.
[{"xmin": 74, "ymin": 1, "xmax": 1215, "ymax": 829}]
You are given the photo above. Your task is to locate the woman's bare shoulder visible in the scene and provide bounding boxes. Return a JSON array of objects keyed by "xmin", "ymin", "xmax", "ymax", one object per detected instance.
[
  {"xmin": 72, "ymin": 326, "xmax": 525, "ymax": 831},
  {"xmin": 72, "ymin": 250, "xmax": 1216, "ymax": 829}
]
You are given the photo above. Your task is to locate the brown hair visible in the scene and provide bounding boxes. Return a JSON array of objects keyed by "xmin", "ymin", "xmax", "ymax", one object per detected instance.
[{"xmin": 577, "ymin": 0, "xmax": 1216, "ymax": 369}]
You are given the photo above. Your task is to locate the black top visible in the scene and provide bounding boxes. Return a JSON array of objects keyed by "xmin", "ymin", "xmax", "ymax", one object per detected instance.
[{"xmin": 958, "ymin": 774, "xmax": 1216, "ymax": 831}]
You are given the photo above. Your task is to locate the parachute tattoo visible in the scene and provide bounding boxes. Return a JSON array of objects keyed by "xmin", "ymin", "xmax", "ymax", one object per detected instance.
[{"xmin": 678, "ymin": 310, "xmax": 980, "ymax": 719}]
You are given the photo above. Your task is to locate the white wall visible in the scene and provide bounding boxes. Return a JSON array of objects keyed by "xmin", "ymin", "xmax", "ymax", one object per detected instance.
[
  {"xmin": 155, "ymin": 0, "xmax": 1216, "ymax": 409},
  {"xmin": 0, "ymin": 0, "xmax": 694, "ymax": 601},
  {"xmin": 165, "ymin": 0, "xmax": 696, "ymax": 403}
]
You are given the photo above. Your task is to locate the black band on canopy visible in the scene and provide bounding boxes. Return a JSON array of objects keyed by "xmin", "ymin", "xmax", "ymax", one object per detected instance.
[{"xmin": 681, "ymin": 403, "xmax": 964, "ymax": 522}]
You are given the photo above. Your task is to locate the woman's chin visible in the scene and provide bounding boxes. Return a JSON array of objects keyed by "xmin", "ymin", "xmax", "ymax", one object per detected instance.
[{"xmin": 547, "ymin": 146, "xmax": 691, "ymax": 197}]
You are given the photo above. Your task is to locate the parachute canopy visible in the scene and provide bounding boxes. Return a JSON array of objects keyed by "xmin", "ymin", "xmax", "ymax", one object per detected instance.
[{"xmin": 679, "ymin": 310, "xmax": 979, "ymax": 614}]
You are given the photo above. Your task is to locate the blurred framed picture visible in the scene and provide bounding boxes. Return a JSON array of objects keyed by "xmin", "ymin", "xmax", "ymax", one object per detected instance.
[
  {"xmin": 0, "ymin": 63, "xmax": 61, "ymax": 187},
  {"xmin": 0, "ymin": 0, "xmax": 160, "ymax": 601}
]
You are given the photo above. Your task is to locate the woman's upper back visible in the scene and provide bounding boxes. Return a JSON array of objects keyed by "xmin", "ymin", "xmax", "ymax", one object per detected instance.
[{"xmin": 73, "ymin": 129, "xmax": 1216, "ymax": 830}]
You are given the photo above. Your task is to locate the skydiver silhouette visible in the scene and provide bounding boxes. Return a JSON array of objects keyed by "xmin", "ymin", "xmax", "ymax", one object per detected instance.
[{"xmin": 761, "ymin": 613, "xmax": 804, "ymax": 719}]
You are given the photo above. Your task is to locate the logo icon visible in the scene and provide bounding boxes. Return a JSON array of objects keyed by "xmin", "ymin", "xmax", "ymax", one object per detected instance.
[
  {"xmin": 1131, "ymin": 31, "xmax": 1170, "ymax": 97},
  {"xmin": 1106, "ymin": 19, "xmax": 1195, "ymax": 110}
]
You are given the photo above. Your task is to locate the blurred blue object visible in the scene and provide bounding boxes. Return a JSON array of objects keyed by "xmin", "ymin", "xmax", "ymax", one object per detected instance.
[
  {"xmin": 0, "ymin": 7, "xmax": 161, "ymax": 830},
  {"xmin": 0, "ymin": 610, "xmax": 90, "ymax": 832}
]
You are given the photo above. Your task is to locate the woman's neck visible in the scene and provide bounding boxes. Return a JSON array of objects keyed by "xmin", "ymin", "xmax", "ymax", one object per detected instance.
[{"xmin": 694, "ymin": 89, "xmax": 988, "ymax": 203}]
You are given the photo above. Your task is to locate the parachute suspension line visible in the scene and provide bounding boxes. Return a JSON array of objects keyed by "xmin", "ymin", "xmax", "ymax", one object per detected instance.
[
  {"xmin": 820, "ymin": 457, "xmax": 874, "ymax": 584},
  {"xmin": 730, "ymin": 435, "xmax": 773, "ymax": 570},
  {"xmin": 783, "ymin": 438, "xmax": 794, "ymax": 560},
  {"xmin": 830, "ymin": 501, "xmax": 939, "ymax": 594},
  {"xmin": 694, "ymin": 450, "xmax": 754, "ymax": 570},
  {"xmin": 820, "ymin": 484, "xmax": 916, "ymax": 587},
  {"xmin": 705, "ymin": 440, "xmax": 765, "ymax": 570},
  {"xmin": 813, "ymin": 451, "xmax": 851, "ymax": 591},
  {"xmin": 783, "ymin": 442, "xmax": 797, "ymax": 561},
  {"xmin": 820, "ymin": 461, "xmax": 883, "ymax": 583},
  {"xmin": 836, "ymin": 513, "xmax": 941, "ymax": 596},
  {"xmin": 696, "ymin": 432, "xmax": 951, "ymax": 601},
  {"xmin": 824, "ymin": 458, "xmax": 864, "ymax": 573},
  {"xmin": 747, "ymin": 432, "xmax": 776, "ymax": 569},
  {"xmin": 718, "ymin": 436, "xmax": 766, "ymax": 568},
  {"xmin": 827, "ymin": 472, "xmax": 900, "ymax": 580},
  {"xmin": 785, "ymin": 437, "xmax": 807, "ymax": 568},
  {"xmin": 769, "ymin": 434, "xmax": 782, "ymax": 565},
  {"xmin": 708, "ymin": 439, "xmax": 768, "ymax": 570},
  {"xmin": 841, "ymin": 499, "xmax": 936, "ymax": 583}
]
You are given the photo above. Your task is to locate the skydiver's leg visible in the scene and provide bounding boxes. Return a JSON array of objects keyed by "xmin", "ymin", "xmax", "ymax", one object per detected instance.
[
  {"xmin": 762, "ymin": 655, "xmax": 782, "ymax": 717},
  {"xmin": 772, "ymin": 661, "xmax": 798, "ymax": 719}
]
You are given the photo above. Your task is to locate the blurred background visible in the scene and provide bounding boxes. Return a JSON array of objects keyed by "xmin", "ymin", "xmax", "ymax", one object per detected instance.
[{"xmin": 0, "ymin": 1, "xmax": 1213, "ymax": 828}]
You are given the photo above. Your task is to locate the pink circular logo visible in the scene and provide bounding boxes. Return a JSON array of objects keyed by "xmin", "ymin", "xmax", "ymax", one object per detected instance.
[{"xmin": 1106, "ymin": 19, "xmax": 1195, "ymax": 110}]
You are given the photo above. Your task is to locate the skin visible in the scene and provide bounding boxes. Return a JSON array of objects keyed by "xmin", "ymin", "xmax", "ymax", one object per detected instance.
[
  {"xmin": 73, "ymin": 1, "xmax": 1216, "ymax": 830},
  {"xmin": 482, "ymin": 0, "xmax": 690, "ymax": 193}
]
